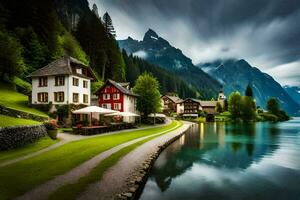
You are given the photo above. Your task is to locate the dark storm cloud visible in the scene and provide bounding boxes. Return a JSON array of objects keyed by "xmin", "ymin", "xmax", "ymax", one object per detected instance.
[{"xmin": 90, "ymin": 0, "xmax": 300, "ymax": 86}]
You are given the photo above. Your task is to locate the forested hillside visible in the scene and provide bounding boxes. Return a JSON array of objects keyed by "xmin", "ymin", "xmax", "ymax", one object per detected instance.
[
  {"xmin": 122, "ymin": 51, "xmax": 199, "ymax": 98},
  {"xmin": 0, "ymin": 0, "xmax": 125, "ymax": 84},
  {"xmin": 0, "ymin": 0, "xmax": 204, "ymax": 98}
]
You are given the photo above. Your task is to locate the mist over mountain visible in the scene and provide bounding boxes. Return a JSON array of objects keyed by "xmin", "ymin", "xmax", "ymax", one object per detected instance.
[
  {"xmin": 284, "ymin": 86, "xmax": 300, "ymax": 106},
  {"xmin": 119, "ymin": 29, "xmax": 221, "ymax": 99},
  {"xmin": 199, "ymin": 59, "xmax": 300, "ymax": 116}
]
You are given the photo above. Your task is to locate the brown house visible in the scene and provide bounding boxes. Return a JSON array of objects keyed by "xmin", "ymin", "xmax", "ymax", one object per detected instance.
[
  {"xmin": 180, "ymin": 98, "xmax": 202, "ymax": 117},
  {"xmin": 161, "ymin": 95, "xmax": 183, "ymax": 114}
]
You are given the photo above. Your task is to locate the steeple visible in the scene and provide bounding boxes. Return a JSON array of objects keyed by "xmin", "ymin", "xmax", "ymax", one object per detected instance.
[{"xmin": 218, "ymin": 89, "xmax": 226, "ymax": 101}]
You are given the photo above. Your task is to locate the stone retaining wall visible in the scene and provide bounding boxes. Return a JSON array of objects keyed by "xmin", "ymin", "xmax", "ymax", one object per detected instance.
[
  {"xmin": 0, "ymin": 105, "xmax": 48, "ymax": 122},
  {"xmin": 0, "ymin": 125, "xmax": 47, "ymax": 151},
  {"xmin": 115, "ymin": 123, "xmax": 194, "ymax": 199}
]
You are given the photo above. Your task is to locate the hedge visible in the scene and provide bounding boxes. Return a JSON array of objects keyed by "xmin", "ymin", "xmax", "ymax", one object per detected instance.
[{"xmin": 0, "ymin": 125, "xmax": 47, "ymax": 151}]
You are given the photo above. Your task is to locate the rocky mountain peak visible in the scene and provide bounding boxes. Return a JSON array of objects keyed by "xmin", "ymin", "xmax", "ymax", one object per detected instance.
[{"xmin": 143, "ymin": 28, "xmax": 159, "ymax": 41}]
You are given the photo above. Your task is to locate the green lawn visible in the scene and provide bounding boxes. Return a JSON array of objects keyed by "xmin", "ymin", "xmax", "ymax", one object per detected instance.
[
  {"xmin": 0, "ymin": 137, "xmax": 58, "ymax": 163},
  {"xmin": 49, "ymin": 123, "xmax": 182, "ymax": 200},
  {"xmin": 0, "ymin": 114, "xmax": 41, "ymax": 127},
  {"xmin": 0, "ymin": 121, "xmax": 181, "ymax": 200},
  {"xmin": 0, "ymin": 83, "xmax": 47, "ymax": 117}
]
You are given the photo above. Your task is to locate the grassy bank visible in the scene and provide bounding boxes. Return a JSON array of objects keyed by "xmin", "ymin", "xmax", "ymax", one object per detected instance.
[
  {"xmin": 0, "ymin": 83, "xmax": 47, "ymax": 117},
  {"xmin": 0, "ymin": 114, "xmax": 41, "ymax": 127},
  {"xmin": 0, "ymin": 137, "xmax": 58, "ymax": 163},
  {"xmin": 0, "ymin": 121, "xmax": 180, "ymax": 200}
]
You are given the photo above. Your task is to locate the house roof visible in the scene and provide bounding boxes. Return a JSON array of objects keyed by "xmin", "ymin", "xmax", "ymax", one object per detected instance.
[
  {"xmin": 179, "ymin": 98, "xmax": 201, "ymax": 104},
  {"xmin": 179, "ymin": 98, "xmax": 218, "ymax": 107},
  {"xmin": 162, "ymin": 95, "xmax": 183, "ymax": 104},
  {"xmin": 200, "ymin": 101, "xmax": 218, "ymax": 107},
  {"xmin": 28, "ymin": 56, "xmax": 97, "ymax": 80},
  {"xmin": 97, "ymin": 79, "xmax": 139, "ymax": 97}
]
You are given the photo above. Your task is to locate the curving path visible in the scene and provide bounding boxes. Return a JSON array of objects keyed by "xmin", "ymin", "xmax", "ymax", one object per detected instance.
[
  {"xmin": 0, "ymin": 121, "xmax": 171, "ymax": 168},
  {"xmin": 78, "ymin": 121, "xmax": 193, "ymax": 200},
  {"xmin": 16, "ymin": 120, "xmax": 177, "ymax": 200}
]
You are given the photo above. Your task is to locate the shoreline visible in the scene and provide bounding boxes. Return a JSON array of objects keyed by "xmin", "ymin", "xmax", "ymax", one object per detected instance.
[{"xmin": 112, "ymin": 121, "xmax": 196, "ymax": 200}]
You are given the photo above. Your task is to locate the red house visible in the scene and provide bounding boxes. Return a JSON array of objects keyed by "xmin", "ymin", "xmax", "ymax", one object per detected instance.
[{"xmin": 97, "ymin": 79, "xmax": 139, "ymax": 113}]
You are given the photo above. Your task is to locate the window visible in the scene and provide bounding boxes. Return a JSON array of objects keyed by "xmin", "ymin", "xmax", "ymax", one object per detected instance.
[
  {"xmin": 102, "ymin": 103, "xmax": 111, "ymax": 109},
  {"xmin": 103, "ymin": 94, "xmax": 110, "ymax": 100},
  {"xmin": 76, "ymin": 68, "xmax": 82, "ymax": 74},
  {"xmin": 113, "ymin": 93, "xmax": 120, "ymax": 100},
  {"xmin": 73, "ymin": 78, "xmax": 79, "ymax": 86},
  {"xmin": 55, "ymin": 76, "xmax": 65, "ymax": 86},
  {"xmin": 83, "ymin": 94, "xmax": 89, "ymax": 103},
  {"xmin": 73, "ymin": 93, "xmax": 79, "ymax": 103},
  {"xmin": 37, "ymin": 92, "xmax": 48, "ymax": 102},
  {"xmin": 83, "ymin": 80, "xmax": 88, "ymax": 88},
  {"xmin": 54, "ymin": 92, "xmax": 64, "ymax": 102},
  {"xmin": 114, "ymin": 103, "xmax": 121, "ymax": 110},
  {"xmin": 38, "ymin": 77, "xmax": 47, "ymax": 87}
]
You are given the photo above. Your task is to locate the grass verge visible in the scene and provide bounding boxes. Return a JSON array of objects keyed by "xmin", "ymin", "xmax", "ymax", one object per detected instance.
[
  {"xmin": 0, "ymin": 114, "xmax": 41, "ymax": 127},
  {"xmin": 49, "ymin": 123, "xmax": 182, "ymax": 200},
  {"xmin": 0, "ymin": 137, "xmax": 58, "ymax": 163},
  {"xmin": 0, "ymin": 121, "xmax": 179, "ymax": 200}
]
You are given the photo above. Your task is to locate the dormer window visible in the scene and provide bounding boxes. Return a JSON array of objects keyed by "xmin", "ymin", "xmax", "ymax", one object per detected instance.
[
  {"xmin": 76, "ymin": 68, "xmax": 82, "ymax": 74},
  {"xmin": 38, "ymin": 77, "xmax": 47, "ymax": 87}
]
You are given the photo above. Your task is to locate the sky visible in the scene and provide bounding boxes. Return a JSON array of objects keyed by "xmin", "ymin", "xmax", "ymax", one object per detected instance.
[{"xmin": 89, "ymin": 0, "xmax": 300, "ymax": 87}]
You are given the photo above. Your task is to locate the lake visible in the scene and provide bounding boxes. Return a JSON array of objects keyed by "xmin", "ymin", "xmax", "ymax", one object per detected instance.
[{"xmin": 139, "ymin": 118, "xmax": 300, "ymax": 200}]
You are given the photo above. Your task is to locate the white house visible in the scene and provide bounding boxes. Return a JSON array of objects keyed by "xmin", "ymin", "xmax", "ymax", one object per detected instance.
[{"xmin": 29, "ymin": 56, "xmax": 97, "ymax": 106}]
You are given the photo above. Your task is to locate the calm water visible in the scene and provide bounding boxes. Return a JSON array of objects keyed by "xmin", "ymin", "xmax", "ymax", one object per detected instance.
[{"xmin": 139, "ymin": 118, "xmax": 300, "ymax": 200}]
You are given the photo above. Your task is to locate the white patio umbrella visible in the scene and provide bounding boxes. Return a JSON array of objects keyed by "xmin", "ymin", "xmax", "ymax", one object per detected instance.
[
  {"xmin": 105, "ymin": 111, "xmax": 140, "ymax": 117},
  {"xmin": 148, "ymin": 113, "xmax": 166, "ymax": 118},
  {"xmin": 72, "ymin": 106, "xmax": 117, "ymax": 126}
]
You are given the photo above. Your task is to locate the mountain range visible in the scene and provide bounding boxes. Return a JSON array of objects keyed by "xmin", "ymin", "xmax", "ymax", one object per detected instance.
[
  {"xmin": 119, "ymin": 29, "xmax": 221, "ymax": 99},
  {"xmin": 199, "ymin": 59, "xmax": 300, "ymax": 116},
  {"xmin": 119, "ymin": 29, "xmax": 300, "ymax": 116}
]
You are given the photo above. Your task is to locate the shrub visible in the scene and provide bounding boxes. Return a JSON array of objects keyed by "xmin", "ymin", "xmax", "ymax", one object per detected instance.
[{"xmin": 259, "ymin": 112, "xmax": 278, "ymax": 122}]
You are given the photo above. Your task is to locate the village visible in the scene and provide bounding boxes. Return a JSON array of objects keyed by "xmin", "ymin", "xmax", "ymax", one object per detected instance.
[{"xmin": 28, "ymin": 55, "xmax": 226, "ymax": 135}]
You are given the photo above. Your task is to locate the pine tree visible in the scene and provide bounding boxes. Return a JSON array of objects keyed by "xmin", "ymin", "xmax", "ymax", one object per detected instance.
[
  {"xmin": 103, "ymin": 12, "xmax": 116, "ymax": 38},
  {"xmin": 245, "ymin": 84, "xmax": 253, "ymax": 97},
  {"xmin": 92, "ymin": 4, "xmax": 99, "ymax": 18}
]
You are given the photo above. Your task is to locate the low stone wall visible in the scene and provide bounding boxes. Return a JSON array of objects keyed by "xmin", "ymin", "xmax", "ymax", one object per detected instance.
[
  {"xmin": 115, "ymin": 123, "xmax": 193, "ymax": 200},
  {"xmin": 0, "ymin": 105, "xmax": 48, "ymax": 122},
  {"xmin": 0, "ymin": 125, "xmax": 47, "ymax": 151}
]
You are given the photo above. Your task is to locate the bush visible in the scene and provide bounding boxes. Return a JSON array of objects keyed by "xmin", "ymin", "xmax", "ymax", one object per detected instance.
[
  {"xmin": 259, "ymin": 112, "xmax": 278, "ymax": 122},
  {"xmin": 44, "ymin": 121, "xmax": 58, "ymax": 139}
]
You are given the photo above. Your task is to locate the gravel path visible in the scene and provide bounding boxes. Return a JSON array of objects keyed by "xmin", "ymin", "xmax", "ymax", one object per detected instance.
[
  {"xmin": 16, "ymin": 120, "xmax": 177, "ymax": 200},
  {"xmin": 0, "ymin": 121, "xmax": 171, "ymax": 168},
  {"xmin": 78, "ymin": 121, "xmax": 193, "ymax": 200}
]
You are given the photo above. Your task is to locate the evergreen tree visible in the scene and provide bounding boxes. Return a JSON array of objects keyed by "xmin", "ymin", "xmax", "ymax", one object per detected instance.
[
  {"xmin": 0, "ymin": 31, "xmax": 24, "ymax": 81},
  {"xmin": 216, "ymin": 102, "xmax": 223, "ymax": 113},
  {"xmin": 267, "ymin": 98, "xmax": 280, "ymax": 114},
  {"xmin": 103, "ymin": 12, "xmax": 116, "ymax": 38},
  {"xmin": 133, "ymin": 72, "xmax": 161, "ymax": 118},
  {"xmin": 245, "ymin": 84, "xmax": 253, "ymax": 97},
  {"xmin": 92, "ymin": 4, "xmax": 99, "ymax": 18}
]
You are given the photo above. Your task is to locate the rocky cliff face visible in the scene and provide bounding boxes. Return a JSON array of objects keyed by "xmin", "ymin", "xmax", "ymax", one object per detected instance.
[
  {"xmin": 199, "ymin": 59, "xmax": 300, "ymax": 116},
  {"xmin": 119, "ymin": 29, "xmax": 221, "ymax": 99}
]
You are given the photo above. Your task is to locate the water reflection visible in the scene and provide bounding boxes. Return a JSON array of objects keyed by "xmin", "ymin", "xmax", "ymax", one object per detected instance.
[{"xmin": 140, "ymin": 118, "xmax": 300, "ymax": 200}]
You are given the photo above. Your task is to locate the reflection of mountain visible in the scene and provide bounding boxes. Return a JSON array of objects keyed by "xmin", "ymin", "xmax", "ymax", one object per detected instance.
[{"xmin": 151, "ymin": 123, "xmax": 279, "ymax": 191}]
